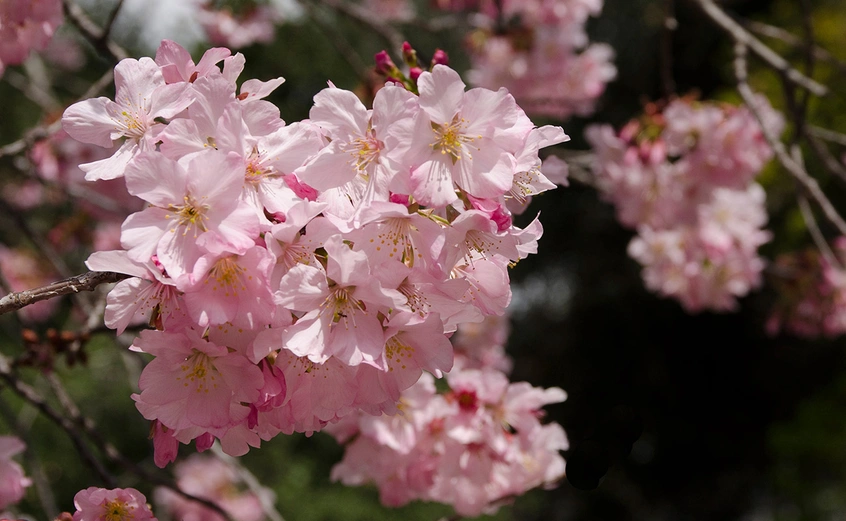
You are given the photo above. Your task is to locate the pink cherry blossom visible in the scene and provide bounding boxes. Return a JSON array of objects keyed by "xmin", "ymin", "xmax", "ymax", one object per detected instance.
[
  {"xmin": 73, "ymin": 487, "xmax": 156, "ymax": 521},
  {"xmin": 132, "ymin": 328, "xmax": 264, "ymax": 431},
  {"xmin": 0, "ymin": 0, "xmax": 63, "ymax": 78},
  {"xmin": 62, "ymin": 57, "xmax": 192, "ymax": 181},
  {"xmin": 0, "ymin": 436, "xmax": 30, "ymax": 510}
]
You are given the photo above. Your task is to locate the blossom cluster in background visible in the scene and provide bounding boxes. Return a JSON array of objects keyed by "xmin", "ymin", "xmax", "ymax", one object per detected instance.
[
  {"xmin": 197, "ymin": 0, "xmax": 279, "ymax": 49},
  {"xmin": 328, "ymin": 315, "xmax": 568, "ymax": 516},
  {"xmin": 437, "ymin": 0, "xmax": 616, "ymax": 120},
  {"xmin": 768, "ymin": 237, "xmax": 846, "ymax": 338},
  {"xmin": 0, "ymin": 436, "xmax": 31, "ymax": 516},
  {"xmin": 0, "ymin": 0, "xmax": 63, "ymax": 78},
  {"xmin": 587, "ymin": 97, "xmax": 783, "ymax": 312},
  {"xmin": 154, "ymin": 454, "xmax": 271, "ymax": 521},
  {"xmin": 60, "ymin": 39, "xmax": 568, "ymax": 472}
]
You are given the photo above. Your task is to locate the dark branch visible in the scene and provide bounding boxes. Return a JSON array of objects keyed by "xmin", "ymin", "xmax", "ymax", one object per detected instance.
[{"xmin": 0, "ymin": 272, "xmax": 128, "ymax": 316}]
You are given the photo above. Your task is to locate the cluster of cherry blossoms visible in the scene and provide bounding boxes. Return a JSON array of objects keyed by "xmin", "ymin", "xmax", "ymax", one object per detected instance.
[
  {"xmin": 197, "ymin": 0, "xmax": 278, "ymax": 49},
  {"xmin": 60, "ymin": 39, "xmax": 568, "ymax": 463},
  {"xmin": 0, "ymin": 436, "xmax": 31, "ymax": 516},
  {"xmin": 0, "ymin": 0, "xmax": 63, "ymax": 78},
  {"xmin": 768, "ymin": 237, "xmax": 846, "ymax": 338},
  {"xmin": 587, "ymin": 97, "xmax": 783, "ymax": 312},
  {"xmin": 437, "ymin": 0, "xmax": 616, "ymax": 119},
  {"xmin": 327, "ymin": 315, "xmax": 567, "ymax": 517}
]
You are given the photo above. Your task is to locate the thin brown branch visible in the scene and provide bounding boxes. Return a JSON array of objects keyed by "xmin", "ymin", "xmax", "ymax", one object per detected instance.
[
  {"xmin": 660, "ymin": 0, "xmax": 677, "ymax": 98},
  {"xmin": 733, "ymin": 41, "xmax": 846, "ymax": 237},
  {"xmin": 303, "ymin": 1, "xmax": 371, "ymax": 84},
  {"xmin": 798, "ymin": 194, "xmax": 840, "ymax": 269},
  {"xmin": 747, "ymin": 21, "xmax": 846, "ymax": 76},
  {"xmin": 0, "ymin": 355, "xmax": 117, "ymax": 487},
  {"xmin": 3, "ymin": 69, "xmax": 62, "ymax": 113},
  {"xmin": 805, "ymin": 133, "xmax": 846, "ymax": 185},
  {"xmin": 211, "ymin": 445, "xmax": 286, "ymax": 521},
  {"xmin": 693, "ymin": 0, "xmax": 827, "ymax": 97},
  {"xmin": 808, "ymin": 125, "xmax": 846, "ymax": 147},
  {"xmin": 0, "ymin": 67, "xmax": 114, "ymax": 160},
  {"xmin": 0, "ymin": 271, "xmax": 128, "ymax": 316},
  {"xmin": 101, "ymin": 0, "xmax": 126, "ymax": 44},
  {"xmin": 311, "ymin": 0, "xmax": 405, "ymax": 56},
  {"xmin": 0, "ymin": 395, "xmax": 59, "ymax": 518},
  {"xmin": 62, "ymin": 0, "xmax": 128, "ymax": 63}
]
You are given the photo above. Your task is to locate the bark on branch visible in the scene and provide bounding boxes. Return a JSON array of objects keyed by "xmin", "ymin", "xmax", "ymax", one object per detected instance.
[{"xmin": 0, "ymin": 271, "xmax": 128, "ymax": 316}]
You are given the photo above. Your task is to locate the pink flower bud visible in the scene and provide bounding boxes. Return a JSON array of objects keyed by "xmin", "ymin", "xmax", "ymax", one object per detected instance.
[
  {"xmin": 431, "ymin": 48, "xmax": 449, "ymax": 67},
  {"xmin": 374, "ymin": 50, "xmax": 397, "ymax": 75},
  {"xmin": 409, "ymin": 67, "xmax": 423, "ymax": 82},
  {"xmin": 402, "ymin": 41, "xmax": 418, "ymax": 67}
]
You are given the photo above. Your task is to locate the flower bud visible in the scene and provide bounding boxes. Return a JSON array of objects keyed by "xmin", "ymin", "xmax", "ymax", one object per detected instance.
[
  {"xmin": 402, "ymin": 41, "xmax": 418, "ymax": 67},
  {"xmin": 431, "ymin": 48, "xmax": 449, "ymax": 67},
  {"xmin": 374, "ymin": 50, "xmax": 397, "ymax": 75}
]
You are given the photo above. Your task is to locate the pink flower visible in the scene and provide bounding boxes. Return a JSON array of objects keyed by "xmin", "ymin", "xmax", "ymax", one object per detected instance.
[
  {"xmin": 120, "ymin": 150, "xmax": 259, "ymax": 279},
  {"xmin": 406, "ymin": 65, "xmax": 531, "ymax": 207},
  {"xmin": 0, "ymin": 0, "xmax": 63, "ymax": 77},
  {"xmin": 72, "ymin": 487, "xmax": 156, "ymax": 521},
  {"xmin": 267, "ymin": 235, "xmax": 407, "ymax": 368},
  {"xmin": 132, "ymin": 328, "xmax": 264, "ymax": 431},
  {"xmin": 0, "ymin": 436, "xmax": 30, "ymax": 510},
  {"xmin": 62, "ymin": 57, "xmax": 192, "ymax": 181}
]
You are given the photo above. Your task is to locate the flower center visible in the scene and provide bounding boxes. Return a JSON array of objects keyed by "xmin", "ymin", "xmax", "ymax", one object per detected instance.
[
  {"xmin": 167, "ymin": 195, "xmax": 209, "ymax": 235},
  {"xmin": 208, "ymin": 257, "xmax": 249, "ymax": 297},
  {"xmin": 385, "ymin": 336, "xmax": 415, "ymax": 372},
  {"xmin": 344, "ymin": 132, "xmax": 383, "ymax": 172},
  {"xmin": 430, "ymin": 116, "xmax": 477, "ymax": 164},
  {"xmin": 102, "ymin": 499, "xmax": 134, "ymax": 521},
  {"xmin": 178, "ymin": 351, "xmax": 220, "ymax": 394}
]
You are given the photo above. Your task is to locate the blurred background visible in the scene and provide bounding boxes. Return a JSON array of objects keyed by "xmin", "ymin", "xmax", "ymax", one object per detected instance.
[{"xmin": 2, "ymin": 0, "xmax": 846, "ymax": 519}]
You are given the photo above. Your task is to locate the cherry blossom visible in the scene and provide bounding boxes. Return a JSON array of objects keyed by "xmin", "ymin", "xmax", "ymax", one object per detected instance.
[
  {"xmin": 0, "ymin": 436, "xmax": 30, "ymax": 511},
  {"xmin": 72, "ymin": 487, "xmax": 156, "ymax": 521}
]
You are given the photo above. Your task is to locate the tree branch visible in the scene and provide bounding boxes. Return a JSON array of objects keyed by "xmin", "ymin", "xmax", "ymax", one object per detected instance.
[
  {"xmin": 0, "ymin": 271, "xmax": 128, "ymax": 316},
  {"xmin": 692, "ymin": 0, "xmax": 828, "ymax": 96},
  {"xmin": 62, "ymin": 0, "xmax": 128, "ymax": 63},
  {"xmin": 747, "ymin": 20, "xmax": 846, "ymax": 76},
  {"xmin": 733, "ymin": 41, "xmax": 846, "ymax": 237},
  {"xmin": 0, "ymin": 355, "xmax": 117, "ymax": 487},
  {"xmin": 310, "ymin": 0, "xmax": 405, "ymax": 56}
]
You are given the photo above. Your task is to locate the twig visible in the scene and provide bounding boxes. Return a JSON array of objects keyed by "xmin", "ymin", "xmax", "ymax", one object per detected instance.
[
  {"xmin": 62, "ymin": 0, "xmax": 128, "ymax": 63},
  {"xmin": 0, "ymin": 197, "xmax": 76, "ymax": 282},
  {"xmin": 747, "ymin": 21, "xmax": 846, "ymax": 76},
  {"xmin": 211, "ymin": 444, "xmax": 286, "ymax": 521},
  {"xmin": 3, "ymin": 69, "xmax": 62, "ymax": 113},
  {"xmin": 303, "ymin": 1, "xmax": 371, "ymax": 85},
  {"xmin": 0, "ymin": 67, "xmax": 114, "ymax": 160},
  {"xmin": 733, "ymin": 41, "xmax": 846, "ymax": 237},
  {"xmin": 797, "ymin": 194, "xmax": 840, "ymax": 270},
  {"xmin": 0, "ymin": 271, "xmax": 128, "ymax": 316},
  {"xmin": 101, "ymin": 0, "xmax": 126, "ymax": 44},
  {"xmin": 660, "ymin": 0, "xmax": 677, "ymax": 98},
  {"xmin": 808, "ymin": 125, "xmax": 846, "ymax": 147},
  {"xmin": 693, "ymin": 0, "xmax": 827, "ymax": 96},
  {"xmin": 0, "ymin": 395, "xmax": 59, "ymax": 518},
  {"xmin": 0, "ymin": 354, "xmax": 117, "ymax": 487},
  {"xmin": 805, "ymin": 133, "xmax": 846, "ymax": 185},
  {"xmin": 311, "ymin": 0, "xmax": 405, "ymax": 55}
]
